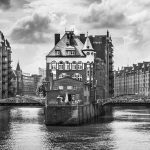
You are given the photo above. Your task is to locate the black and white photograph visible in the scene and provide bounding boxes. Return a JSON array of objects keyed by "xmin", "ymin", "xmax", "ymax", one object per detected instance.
[{"xmin": 0, "ymin": 0, "xmax": 150, "ymax": 149}]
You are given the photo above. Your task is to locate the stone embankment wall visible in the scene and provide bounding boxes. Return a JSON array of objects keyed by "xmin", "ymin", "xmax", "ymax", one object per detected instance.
[
  {"xmin": 0, "ymin": 106, "xmax": 9, "ymax": 111},
  {"xmin": 45, "ymin": 103, "xmax": 108, "ymax": 125}
]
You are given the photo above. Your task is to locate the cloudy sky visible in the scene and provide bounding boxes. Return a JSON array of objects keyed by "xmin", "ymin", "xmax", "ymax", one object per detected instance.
[{"xmin": 0, "ymin": 0, "xmax": 150, "ymax": 73}]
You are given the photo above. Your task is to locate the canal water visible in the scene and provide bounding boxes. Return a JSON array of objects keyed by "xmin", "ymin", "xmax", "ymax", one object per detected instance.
[{"xmin": 0, "ymin": 106, "xmax": 150, "ymax": 150}]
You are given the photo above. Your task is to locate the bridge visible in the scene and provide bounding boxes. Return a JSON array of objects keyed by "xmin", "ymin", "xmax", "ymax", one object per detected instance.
[
  {"xmin": 1, "ymin": 94, "xmax": 150, "ymax": 108},
  {"xmin": 102, "ymin": 95, "xmax": 150, "ymax": 106},
  {"xmin": 0, "ymin": 95, "xmax": 45, "ymax": 106}
]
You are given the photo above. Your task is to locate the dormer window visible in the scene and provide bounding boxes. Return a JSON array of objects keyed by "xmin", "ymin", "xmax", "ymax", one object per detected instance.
[
  {"xmin": 66, "ymin": 51, "xmax": 75, "ymax": 55},
  {"xmin": 55, "ymin": 50, "xmax": 61, "ymax": 56},
  {"xmin": 66, "ymin": 46, "xmax": 75, "ymax": 56}
]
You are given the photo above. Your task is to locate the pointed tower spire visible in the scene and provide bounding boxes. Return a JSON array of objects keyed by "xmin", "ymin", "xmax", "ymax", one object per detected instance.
[
  {"xmin": 82, "ymin": 33, "xmax": 94, "ymax": 50},
  {"xmin": 107, "ymin": 30, "xmax": 109, "ymax": 37},
  {"xmin": 16, "ymin": 61, "xmax": 21, "ymax": 71}
]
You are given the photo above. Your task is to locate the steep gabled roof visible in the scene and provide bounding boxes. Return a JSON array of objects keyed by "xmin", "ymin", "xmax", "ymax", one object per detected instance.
[
  {"xmin": 47, "ymin": 32, "xmax": 84, "ymax": 57},
  {"xmin": 82, "ymin": 36, "xmax": 94, "ymax": 50}
]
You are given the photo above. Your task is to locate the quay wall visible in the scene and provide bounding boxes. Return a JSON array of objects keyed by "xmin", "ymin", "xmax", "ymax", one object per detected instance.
[
  {"xmin": 45, "ymin": 103, "xmax": 108, "ymax": 125},
  {"xmin": 0, "ymin": 106, "xmax": 10, "ymax": 111}
]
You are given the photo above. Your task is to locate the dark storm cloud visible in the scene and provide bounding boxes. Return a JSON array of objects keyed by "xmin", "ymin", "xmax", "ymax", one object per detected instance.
[
  {"xmin": 10, "ymin": 12, "xmax": 55, "ymax": 43},
  {"xmin": 0, "ymin": 0, "xmax": 10, "ymax": 10}
]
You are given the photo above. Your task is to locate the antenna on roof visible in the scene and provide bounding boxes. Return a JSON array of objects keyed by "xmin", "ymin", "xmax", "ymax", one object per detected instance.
[{"xmin": 87, "ymin": 31, "xmax": 88, "ymax": 37}]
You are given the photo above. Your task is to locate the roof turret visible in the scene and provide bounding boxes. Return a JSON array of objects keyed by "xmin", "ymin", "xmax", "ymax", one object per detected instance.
[{"xmin": 82, "ymin": 33, "xmax": 94, "ymax": 50}]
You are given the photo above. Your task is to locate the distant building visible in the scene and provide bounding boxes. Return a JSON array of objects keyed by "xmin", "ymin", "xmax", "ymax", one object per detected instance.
[
  {"xmin": 114, "ymin": 62, "xmax": 150, "ymax": 97},
  {"xmin": 39, "ymin": 67, "xmax": 46, "ymax": 79},
  {"xmin": 0, "ymin": 31, "xmax": 13, "ymax": 99},
  {"xmin": 46, "ymin": 30, "xmax": 113, "ymax": 104},
  {"xmin": 22, "ymin": 74, "xmax": 35, "ymax": 95},
  {"xmin": 11, "ymin": 63, "xmax": 42, "ymax": 96},
  {"xmin": 31, "ymin": 74, "xmax": 42, "ymax": 93}
]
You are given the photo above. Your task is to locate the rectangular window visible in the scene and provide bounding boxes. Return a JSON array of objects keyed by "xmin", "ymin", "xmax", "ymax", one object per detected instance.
[
  {"xmin": 67, "ymin": 86, "xmax": 73, "ymax": 90},
  {"xmin": 73, "ymin": 86, "xmax": 77, "ymax": 90},
  {"xmin": 59, "ymin": 86, "xmax": 63, "ymax": 90},
  {"xmin": 53, "ymin": 86, "xmax": 58, "ymax": 90}
]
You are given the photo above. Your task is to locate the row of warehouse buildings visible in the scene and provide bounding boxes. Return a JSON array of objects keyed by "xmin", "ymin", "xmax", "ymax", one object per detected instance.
[{"xmin": 114, "ymin": 62, "xmax": 150, "ymax": 97}]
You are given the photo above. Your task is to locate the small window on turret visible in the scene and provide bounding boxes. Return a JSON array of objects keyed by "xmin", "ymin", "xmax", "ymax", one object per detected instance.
[{"xmin": 87, "ymin": 52, "xmax": 90, "ymax": 55}]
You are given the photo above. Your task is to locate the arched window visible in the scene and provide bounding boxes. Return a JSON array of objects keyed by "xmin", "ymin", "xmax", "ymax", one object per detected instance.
[
  {"xmin": 65, "ymin": 61, "xmax": 70, "ymax": 70},
  {"xmin": 58, "ymin": 61, "xmax": 64, "ymax": 70},
  {"xmin": 72, "ymin": 73, "xmax": 82, "ymax": 81},
  {"xmin": 51, "ymin": 61, "xmax": 56, "ymax": 70},
  {"xmin": 77, "ymin": 61, "xmax": 82, "ymax": 70},
  {"xmin": 72, "ymin": 61, "xmax": 77, "ymax": 70},
  {"xmin": 59, "ymin": 73, "xmax": 67, "ymax": 79}
]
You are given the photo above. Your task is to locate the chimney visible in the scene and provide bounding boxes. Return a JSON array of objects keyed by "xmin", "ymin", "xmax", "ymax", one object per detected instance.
[
  {"xmin": 55, "ymin": 33, "xmax": 60, "ymax": 45},
  {"xmin": 80, "ymin": 34, "xmax": 86, "ymax": 44}
]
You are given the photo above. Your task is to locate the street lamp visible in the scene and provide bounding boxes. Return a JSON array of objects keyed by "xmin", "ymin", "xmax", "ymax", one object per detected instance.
[{"xmin": 42, "ymin": 81, "xmax": 50, "ymax": 106}]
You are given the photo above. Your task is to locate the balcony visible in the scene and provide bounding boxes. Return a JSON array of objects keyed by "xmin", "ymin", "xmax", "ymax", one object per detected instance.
[
  {"xmin": 2, "ymin": 51, "xmax": 7, "ymax": 57},
  {"xmin": 2, "ymin": 85, "xmax": 7, "ymax": 91},
  {"xmin": 8, "ymin": 59, "xmax": 12, "ymax": 63},
  {"xmin": 2, "ymin": 60, "xmax": 7, "ymax": 64},
  {"xmin": 2, "ymin": 64, "xmax": 7, "ymax": 70},
  {"xmin": 2, "ymin": 78, "xmax": 7, "ymax": 83},
  {"xmin": 8, "ymin": 65, "xmax": 12, "ymax": 69},
  {"xmin": 2, "ymin": 71, "xmax": 7, "ymax": 76},
  {"xmin": 109, "ymin": 59, "xmax": 114, "ymax": 64},
  {"xmin": 8, "ymin": 48, "xmax": 12, "ymax": 53}
]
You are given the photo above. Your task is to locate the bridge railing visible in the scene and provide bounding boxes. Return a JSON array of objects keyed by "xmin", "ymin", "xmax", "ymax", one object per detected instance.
[{"xmin": 0, "ymin": 95, "xmax": 45, "ymax": 104}]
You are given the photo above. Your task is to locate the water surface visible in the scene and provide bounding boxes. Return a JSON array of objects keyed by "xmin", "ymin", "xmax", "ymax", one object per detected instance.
[{"xmin": 0, "ymin": 106, "xmax": 150, "ymax": 150}]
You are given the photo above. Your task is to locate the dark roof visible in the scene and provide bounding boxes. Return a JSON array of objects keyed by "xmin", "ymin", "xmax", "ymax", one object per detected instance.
[{"xmin": 47, "ymin": 31, "xmax": 84, "ymax": 57}]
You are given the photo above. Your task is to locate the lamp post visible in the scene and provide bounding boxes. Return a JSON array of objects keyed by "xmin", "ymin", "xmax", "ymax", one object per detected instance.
[{"xmin": 43, "ymin": 81, "xmax": 50, "ymax": 106}]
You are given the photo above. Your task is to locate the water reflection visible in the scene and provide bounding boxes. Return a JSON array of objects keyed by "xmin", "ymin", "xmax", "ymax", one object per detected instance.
[{"xmin": 0, "ymin": 106, "xmax": 150, "ymax": 150}]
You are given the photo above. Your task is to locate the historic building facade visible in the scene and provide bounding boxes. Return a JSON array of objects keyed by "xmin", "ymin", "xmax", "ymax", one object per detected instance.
[
  {"xmin": 11, "ymin": 63, "xmax": 42, "ymax": 96},
  {"xmin": 0, "ymin": 31, "xmax": 13, "ymax": 99},
  {"xmin": 114, "ymin": 62, "xmax": 150, "ymax": 97},
  {"xmin": 46, "ymin": 30, "xmax": 114, "ymax": 104}
]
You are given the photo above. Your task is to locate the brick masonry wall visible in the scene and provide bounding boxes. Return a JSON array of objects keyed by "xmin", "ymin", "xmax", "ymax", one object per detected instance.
[
  {"xmin": 45, "ymin": 103, "xmax": 106, "ymax": 125},
  {"xmin": 52, "ymin": 77, "xmax": 85, "ymax": 101}
]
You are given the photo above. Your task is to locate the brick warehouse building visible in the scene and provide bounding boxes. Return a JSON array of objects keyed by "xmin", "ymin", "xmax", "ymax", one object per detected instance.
[
  {"xmin": 0, "ymin": 31, "xmax": 13, "ymax": 99},
  {"xmin": 78, "ymin": 31, "xmax": 114, "ymax": 97},
  {"xmin": 114, "ymin": 61, "xmax": 150, "ymax": 97},
  {"xmin": 46, "ymin": 30, "xmax": 114, "ymax": 104}
]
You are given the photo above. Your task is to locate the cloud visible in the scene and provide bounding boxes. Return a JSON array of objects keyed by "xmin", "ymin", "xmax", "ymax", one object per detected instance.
[
  {"xmin": 80, "ymin": 0, "xmax": 102, "ymax": 6},
  {"xmin": 11, "ymin": 0, "xmax": 29, "ymax": 9},
  {"xmin": 0, "ymin": 0, "xmax": 29, "ymax": 10},
  {"xmin": 0, "ymin": 0, "xmax": 10, "ymax": 10},
  {"xmin": 81, "ymin": 0, "xmax": 127, "ymax": 29},
  {"xmin": 10, "ymin": 8, "xmax": 66, "ymax": 43}
]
